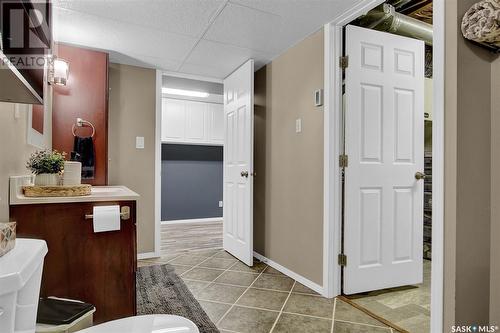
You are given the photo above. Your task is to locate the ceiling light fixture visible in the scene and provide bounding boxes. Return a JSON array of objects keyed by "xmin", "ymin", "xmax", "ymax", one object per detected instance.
[{"xmin": 162, "ymin": 87, "xmax": 209, "ymax": 98}]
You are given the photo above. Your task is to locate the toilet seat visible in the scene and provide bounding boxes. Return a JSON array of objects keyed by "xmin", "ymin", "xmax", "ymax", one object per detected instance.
[{"xmin": 76, "ymin": 314, "xmax": 199, "ymax": 333}]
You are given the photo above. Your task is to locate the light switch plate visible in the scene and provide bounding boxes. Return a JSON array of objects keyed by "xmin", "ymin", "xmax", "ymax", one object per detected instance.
[
  {"xmin": 136, "ymin": 136, "xmax": 145, "ymax": 149},
  {"xmin": 296, "ymin": 118, "xmax": 302, "ymax": 133}
]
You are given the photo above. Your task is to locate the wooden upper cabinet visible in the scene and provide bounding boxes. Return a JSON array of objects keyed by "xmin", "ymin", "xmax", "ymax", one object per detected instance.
[
  {"xmin": 161, "ymin": 98, "xmax": 223, "ymax": 146},
  {"xmin": 52, "ymin": 43, "xmax": 109, "ymax": 185}
]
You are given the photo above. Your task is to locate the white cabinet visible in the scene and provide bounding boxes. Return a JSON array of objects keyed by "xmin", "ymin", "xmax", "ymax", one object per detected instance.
[
  {"xmin": 162, "ymin": 98, "xmax": 224, "ymax": 146},
  {"xmin": 162, "ymin": 98, "xmax": 185, "ymax": 142},
  {"xmin": 185, "ymin": 101, "xmax": 207, "ymax": 142},
  {"xmin": 207, "ymin": 103, "xmax": 224, "ymax": 145}
]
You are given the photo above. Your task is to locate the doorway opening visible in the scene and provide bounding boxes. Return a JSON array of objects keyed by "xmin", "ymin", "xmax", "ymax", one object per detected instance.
[
  {"xmin": 335, "ymin": 2, "xmax": 435, "ymax": 332},
  {"xmin": 159, "ymin": 75, "xmax": 225, "ymax": 256}
]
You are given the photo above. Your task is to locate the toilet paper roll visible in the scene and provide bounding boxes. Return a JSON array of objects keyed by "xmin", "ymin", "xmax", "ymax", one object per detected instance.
[{"xmin": 92, "ymin": 206, "xmax": 120, "ymax": 233}]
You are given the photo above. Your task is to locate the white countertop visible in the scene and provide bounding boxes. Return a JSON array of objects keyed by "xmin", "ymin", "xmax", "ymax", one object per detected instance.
[{"xmin": 10, "ymin": 178, "xmax": 140, "ymax": 205}]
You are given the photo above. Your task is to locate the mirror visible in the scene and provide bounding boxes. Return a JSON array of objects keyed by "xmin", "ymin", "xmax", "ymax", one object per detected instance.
[{"xmin": 24, "ymin": 76, "xmax": 52, "ymax": 149}]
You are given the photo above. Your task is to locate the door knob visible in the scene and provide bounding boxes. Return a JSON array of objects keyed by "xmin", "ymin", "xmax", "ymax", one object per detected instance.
[
  {"xmin": 241, "ymin": 171, "xmax": 249, "ymax": 178},
  {"xmin": 415, "ymin": 172, "xmax": 427, "ymax": 180}
]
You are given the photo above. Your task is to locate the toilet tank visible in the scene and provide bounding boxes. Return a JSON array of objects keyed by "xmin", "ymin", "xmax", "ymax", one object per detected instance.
[{"xmin": 0, "ymin": 239, "xmax": 48, "ymax": 333}]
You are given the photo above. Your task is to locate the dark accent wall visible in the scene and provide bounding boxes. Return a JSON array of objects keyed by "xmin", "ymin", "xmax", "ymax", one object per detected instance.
[{"xmin": 161, "ymin": 144, "xmax": 223, "ymax": 221}]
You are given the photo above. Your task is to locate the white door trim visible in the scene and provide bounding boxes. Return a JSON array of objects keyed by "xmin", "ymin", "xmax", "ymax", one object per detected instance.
[
  {"xmin": 323, "ymin": 0, "xmax": 444, "ymax": 332},
  {"xmin": 153, "ymin": 69, "xmax": 163, "ymax": 258}
]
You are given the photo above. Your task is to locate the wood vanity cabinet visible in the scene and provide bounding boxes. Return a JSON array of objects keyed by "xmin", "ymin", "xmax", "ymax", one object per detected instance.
[{"xmin": 10, "ymin": 200, "xmax": 137, "ymax": 324}]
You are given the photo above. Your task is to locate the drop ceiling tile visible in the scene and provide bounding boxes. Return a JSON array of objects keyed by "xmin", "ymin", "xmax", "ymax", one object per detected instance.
[
  {"xmin": 178, "ymin": 62, "xmax": 229, "ymax": 79},
  {"xmin": 204, "ymin": 3, "xmax": 295, "ymax": 54},
  {"xmin": 54, "ymin": 7, "xmax": 197, "ymax": 63},
  {"xmin": 54, "ymin": 0, "xmax": 226, "ymax": 38},
  {"xmin": 230, "ymin": 0, "xmax": 363, "ymax": 24},
  {"xmin": 184, "ymin": 39, "xmax": 272, "ymax": 77},
  {"xmin": 109, "ymin": 52, "xmax": 181, "ymax": 71}
]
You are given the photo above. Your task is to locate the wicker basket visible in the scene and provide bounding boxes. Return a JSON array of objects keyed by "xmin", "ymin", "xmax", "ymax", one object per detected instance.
[{"xmin": 22, "ymin": 184, "xmax": 92, "ymax": 197}]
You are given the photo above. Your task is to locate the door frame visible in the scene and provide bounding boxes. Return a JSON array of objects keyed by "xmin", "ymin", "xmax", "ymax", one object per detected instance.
[{"xmin": 322, "ymin": 1, "xmax": 445, "ymax": 332}]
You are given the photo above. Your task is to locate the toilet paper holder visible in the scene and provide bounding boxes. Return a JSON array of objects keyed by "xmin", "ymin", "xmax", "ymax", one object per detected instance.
[{"xmin": 85, "ymin": 206, "xmax": 130, "ymax": 220}]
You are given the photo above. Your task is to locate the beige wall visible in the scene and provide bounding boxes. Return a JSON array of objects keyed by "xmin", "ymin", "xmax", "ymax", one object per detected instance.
[
  {"xmin": 445, "ymin": 0, "xmax": 500, "ymax": 326},
  {"xmin": 0, "ymin": 97, "xmax": 52, "ymax": 221},
  {"xmin": 108, "ymin": 63, "xmax": 156, "ymax": 254},
  {"xmin": 254, "ymin": 29, "xmax": 324, "ymax": 284},
  {"xmin": 490, "ymin": 58, "xmax": 500, "ymax": 324}
]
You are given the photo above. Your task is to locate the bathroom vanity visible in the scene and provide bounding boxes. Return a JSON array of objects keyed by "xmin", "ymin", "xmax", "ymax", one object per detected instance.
[{"xmin": 9, "ymin": 182, "xmax": 139, "ymax": 324}]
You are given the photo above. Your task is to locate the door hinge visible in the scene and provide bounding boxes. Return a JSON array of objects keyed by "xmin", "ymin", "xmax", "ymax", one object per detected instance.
[
  {"xmin": 340, "ymin": 56, "xmax": 349, "ymax": 69},
  {"xmin": 338, "ymin": 253, "xmax": 347, "ymax": 266},
  {"xmin": 339, "ymin": 154, "xmax": 349, "ymax": 168}
]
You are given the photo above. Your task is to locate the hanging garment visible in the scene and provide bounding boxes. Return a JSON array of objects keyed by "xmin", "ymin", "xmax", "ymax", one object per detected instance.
[
  {"xmin": 73, "ymin": 136, "xmax": 95, "ymax": 179},
  {"xmin": 461, "ymin": 0, "xmax": 500, "ymax": 47}
]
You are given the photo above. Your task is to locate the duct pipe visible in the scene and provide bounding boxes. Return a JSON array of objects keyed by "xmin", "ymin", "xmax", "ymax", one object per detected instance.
[{"xmin": 358, "ymin": 4, "xmax": 433, "ymax": 46}]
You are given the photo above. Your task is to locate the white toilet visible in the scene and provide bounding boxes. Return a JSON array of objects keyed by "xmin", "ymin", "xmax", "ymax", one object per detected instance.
[{"xmin": 0, "ymin": 239, "xmax": 199, "ymax": 333}]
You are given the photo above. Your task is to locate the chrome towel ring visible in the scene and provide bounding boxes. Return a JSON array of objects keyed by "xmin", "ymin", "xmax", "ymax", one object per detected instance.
[{"xmin": 72, "ymin": 117, "xmax": 95, "ymax": 138}]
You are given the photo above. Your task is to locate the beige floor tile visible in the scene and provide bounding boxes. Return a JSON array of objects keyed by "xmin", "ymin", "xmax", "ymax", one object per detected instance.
[
  {"xmin": 198, "ymin": 257, "xmax": 237, "ymax": 270},
  {"xmin": 169, "ymin": 264, "xmax": 192, "ymax": 275},
  {"xmin": 169, "ymin": 254, "xmax": 207, "ymax": 266},
  {"xmin": 181, "ymin": 267, "xmax": 225, "ymax": 282},
  {"xmin": 199, "ymin": 300, "xmax": 231, "ymax": 323},
  {"xmin": 237, "ymin": 288, "xmax": 289, "ymax": 311},
  {"xmin": 229, "ymin": 260, "xmax": 267, "ymax": 273},
  {"xmin": 214, "ymin": 271, "xmax": 259, "ymax": 287},
  {"xmin": 262, "ymin": 266, "xmax": 286, "ymax": 276},
  {"xmin": 273, "ymin": 313, "xmax": 332, "ymax": 333},
  {"xmin": 396, "ymin": 313, "xmax": 430, "ymax": 333},
  {"xmin": 334, "ymin": 299, "xmax": 388, "ymax": 327},
  {"xmin": 292, "ymin": 282, "xmax": 320, "ymax": 295},
  {"xmin": 333, "ymin": 321, "xmax": 391, "ymax": 333},
  {"xmin": 214, "ymin": 251, "xmax": 237, "ymax": 260},
  {"xmin": 182, "ymin": 279, "xmax": 210, "ymax": 297},
  {"xmin": 197, "ymin": 283, "xmax": 247, "ymax": 303},
  {"xmin": 253, "ymin": 274, "xmax": 294, "ymax": 292},
  {"xmin": 283, "ymin": 293, "xmax": 334, "ymax": 319},
  {"xmin": 218, "ymin": 306, "xmax": 279, "ymax": 333}
]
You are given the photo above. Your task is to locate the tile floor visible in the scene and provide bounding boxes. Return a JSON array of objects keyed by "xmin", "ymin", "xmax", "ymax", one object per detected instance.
[
  {"xmin": 139, "ymin": 248, "xmax": 397, "ymax": 333},
  {"xmin": 347, "ymin": 260, "xmax": 432, "ymax": 333}
]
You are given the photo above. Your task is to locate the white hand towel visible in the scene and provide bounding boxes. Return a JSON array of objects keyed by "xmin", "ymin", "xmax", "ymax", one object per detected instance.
[{"xmin": 93, "ymin": 205, "xmax": 121, "ymax": 233}]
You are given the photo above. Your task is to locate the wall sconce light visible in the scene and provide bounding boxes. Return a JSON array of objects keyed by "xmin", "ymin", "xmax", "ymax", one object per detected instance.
[{"xmin": 48, "ymin": 57, "xmax": 69, "ymax": 86}]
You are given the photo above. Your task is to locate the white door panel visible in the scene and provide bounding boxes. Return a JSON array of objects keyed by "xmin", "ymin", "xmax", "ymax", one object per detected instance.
[
  {"xmin": 223, "ymin": 59, "xmax": 254, "ymax": 266},
  {"xmin": 344, "ymin": 25, "xmax": 424, "ymax": 294}
]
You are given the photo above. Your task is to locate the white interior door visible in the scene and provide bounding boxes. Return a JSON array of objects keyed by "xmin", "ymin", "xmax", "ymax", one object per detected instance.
[
  {"xmin": 223, "ymin": 59, "xmax": 254, "ymax": 266},
  {"xmin": 344, "ymin": 25, "xmax": 425, "ymax": 294}
]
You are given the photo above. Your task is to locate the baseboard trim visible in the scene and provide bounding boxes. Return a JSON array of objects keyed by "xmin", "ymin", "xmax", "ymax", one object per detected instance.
[
  {"xmin": 253, "ymin": 252, "xmax": 325, "ymax": 296},
  {"xmin": 161, "ymin": 218, "xmax": 223, "ymax": 225},
  {"xmin": 138, "ymin": 252, "xmax": 158, "ymax": 260}
]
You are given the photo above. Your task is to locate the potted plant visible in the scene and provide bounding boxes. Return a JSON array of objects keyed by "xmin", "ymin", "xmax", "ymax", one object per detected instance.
[{"xmin": 26, "ymin": 150, "xmax": 66, "ymax": 186}]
